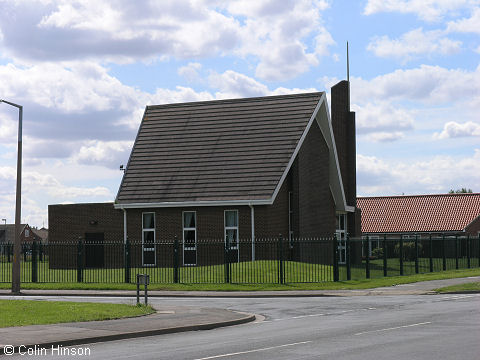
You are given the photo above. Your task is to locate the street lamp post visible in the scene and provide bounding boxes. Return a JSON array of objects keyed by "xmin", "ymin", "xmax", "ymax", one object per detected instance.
[{"xmin": 0, "ymin": 99, "xmax": 22, "ymax": 294}]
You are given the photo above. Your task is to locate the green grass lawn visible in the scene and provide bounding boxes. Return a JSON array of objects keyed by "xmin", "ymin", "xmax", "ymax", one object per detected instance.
[
  {"xmin": 2, "ymin": 256, "xmax": 478, "ymax": 284},
  {"xmin": 0, "ymin": 300, "xmax": 155, "ymax": 328},
  {"xmin": 0, "ymin": 259, "xmax": 334, "ymax": 283},
  {"xmin": 1, "ymin": 268, "xmax": 479, "ymax": 291},
  {"xmin": 434, "ymin": 281, "xmax": 480, "ymax": 293}
]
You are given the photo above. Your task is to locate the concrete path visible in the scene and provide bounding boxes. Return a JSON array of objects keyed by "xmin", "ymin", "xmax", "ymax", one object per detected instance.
[{"xmin": 0, "ymin": 306, "xmax": 255, "ymax": 356}]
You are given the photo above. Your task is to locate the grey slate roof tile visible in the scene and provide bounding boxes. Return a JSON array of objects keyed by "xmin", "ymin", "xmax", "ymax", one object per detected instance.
[{"xmin": 116, "ymin": 92, "xmax": 323, "ymax": 204}]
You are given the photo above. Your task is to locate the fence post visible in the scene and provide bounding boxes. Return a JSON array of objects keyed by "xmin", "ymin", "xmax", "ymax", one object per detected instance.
[
  {"xmin": 414, "ymin": 235, "xmax": 419, "ymax": 274},
  {"xmin": 278, "ymin": 234, "xmax": 284, "ymax": 284},
  {"xmin": 7, "ymin": 243, "xmax": 11, "ymax": 263},
  {"xmin": 467, "ymin": 235, "xmax": 471, "ymax": 269},
  {"xmin": 173, "ymin": 235, "xmax": 179, "ymax": 283},
  {"xmin": 224, "ymin": 235, "xmax": 230, "ymax": 284},
  {"xmin": 346, "ymin": 234, "xmax": 351, "ymax": 281},
  {"xmin": 399, "ymin": 237, "xmax": 404, "ymax": 276},
  {"xmin": 455, "ymin": 235, "xmax": 459, "ymax": 270},
  {"xmin": 39, "ymin": 242, "xmax": 43, "ymax": 262},
  {"xmin": 333, "ymin": 235, "xmax": 339, "ymax": 282},
  {"xmin": 31, "ymin": 241, "xmax": 37, "ymax": 283},
  {"xmin": 365, "ymin": 236, "xmax": 370, "ymax": 279},
  {"xmin": 77, "ymin": 238, "xmax": 83, "ymax": 283},
  {"xmin": 478, "ymin": 234, "xmax": 480, "ymax": 268},
  {"xmin": 124, "ymin": 238, "xmax": 130, "ymax": 283},
  {"xmin": 383, "ymin": 234, "xmax": 387, "ymax": 277},
  {"xmin": 442, "ymin": 234, "xmax": 446, "ymax": 271},
  {"xmin": 429, "ymin": 234, "xmax": 433, "ymax": 272}
]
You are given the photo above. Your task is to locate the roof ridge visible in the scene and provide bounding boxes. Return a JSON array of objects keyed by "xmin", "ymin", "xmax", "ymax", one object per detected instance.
[
  {"xmin": 146, "ymin": 92, "xmax": 324, "ymax": 110},
  {"xmin": 358, "ymin": 193, "xmax": 480, "ymax": 200}
]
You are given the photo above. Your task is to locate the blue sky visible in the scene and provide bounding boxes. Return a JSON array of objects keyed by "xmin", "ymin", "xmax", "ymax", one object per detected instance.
[{"xmin": 0, "ymin": 0, "xmax": 479, "ymax": 227}]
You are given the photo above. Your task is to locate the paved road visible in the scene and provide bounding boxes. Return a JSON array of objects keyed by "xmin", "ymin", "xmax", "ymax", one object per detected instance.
[{"xmin": 5, "ymin": 293, "xmax": 480, "ymax": 359}]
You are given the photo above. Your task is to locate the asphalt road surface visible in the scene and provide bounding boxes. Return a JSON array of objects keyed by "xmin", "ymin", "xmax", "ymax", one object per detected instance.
[{"xmin": 6, "ymin": 293, "xmax": 480, "ymax": 360}]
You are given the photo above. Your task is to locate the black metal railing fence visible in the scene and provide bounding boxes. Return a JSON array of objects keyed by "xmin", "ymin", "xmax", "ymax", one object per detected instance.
[{"xmin": 0, "ymin": 234, "xmax": 479, "ymax": 284}]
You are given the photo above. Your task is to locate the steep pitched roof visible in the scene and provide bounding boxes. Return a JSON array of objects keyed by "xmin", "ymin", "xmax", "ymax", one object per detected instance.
[
  {"xmin": 32, "ymin": 227, "xmax": 48, "ymax": 242},
  {"xmin": 0, "ymin": 224, "xmax": 28, "ymax": 243},
  {"xmin": 357, "ymin": 193, "xmax": 480, "ymax": 233},
  {"xmin": 116, "ymin": 92, "xmax": 325, "ymax": 206}
]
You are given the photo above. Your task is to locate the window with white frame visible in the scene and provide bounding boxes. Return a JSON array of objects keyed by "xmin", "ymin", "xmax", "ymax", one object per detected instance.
[
  {"xmin": 224, "ymin": 210, "xmax": 239, "ymax": 250},
  {"xmin": 362, "ymin": 235, "xmax": 380, "ymax": 257},
  {"xmin": 142, "ymin": 212, "xmax": 156, "ymax": 266},
  {"xmin": 183, "ymin": 211, "xmax": 196, "ymax": 250},
  {"xmin": 336, "ymin": 213, "xmax": 347, "ymax": 264}
]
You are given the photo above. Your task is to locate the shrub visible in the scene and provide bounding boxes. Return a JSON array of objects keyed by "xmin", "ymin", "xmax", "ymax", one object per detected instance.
[
  {"xmin": 371, "ymin": 247, "xmax": 384, "ymax": 259},
  {"xmin": 394, "ymin": 241, "xmax": 422, "ymax": 261}
]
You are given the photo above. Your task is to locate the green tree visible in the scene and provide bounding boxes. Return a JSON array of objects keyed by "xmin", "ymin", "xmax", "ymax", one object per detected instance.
[{"xmin": 449, "ymin": 188, "xmax": 473, "ymax": 194}]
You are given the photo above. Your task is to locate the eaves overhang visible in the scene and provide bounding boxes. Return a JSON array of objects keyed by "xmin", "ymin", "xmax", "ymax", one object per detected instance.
[{"xmin": 114, "ymin": 199, "xmax": 273, "ymax": 209}]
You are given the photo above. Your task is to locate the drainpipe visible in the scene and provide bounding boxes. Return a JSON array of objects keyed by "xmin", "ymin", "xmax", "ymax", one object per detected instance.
[
  {"xmin": 122, "ymin": 208, "xmax": 127, "ymax": 244},
  {"xmin": 249, "ymin": 204, "xmax": 255, "ymax": 261}
]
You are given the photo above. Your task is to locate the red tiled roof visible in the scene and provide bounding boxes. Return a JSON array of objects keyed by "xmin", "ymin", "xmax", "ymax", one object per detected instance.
[{"xmin": 357, "ymin": 193, "xmax": 480, "ymax": 233}]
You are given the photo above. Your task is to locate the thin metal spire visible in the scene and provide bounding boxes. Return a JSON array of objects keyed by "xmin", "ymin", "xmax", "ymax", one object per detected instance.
[
  {"xmin": 347, "ymin": 41, "xmax": 350, "ymax": 111},
  {"xmin": 347, "ymin": 41, "xmax": 349, "ymax": 82}
]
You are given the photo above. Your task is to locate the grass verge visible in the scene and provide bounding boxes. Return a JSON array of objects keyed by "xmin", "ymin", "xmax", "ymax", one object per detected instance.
[
  {"xmin": 0, "ymin": 268, "xmax": 478, "ymax": 291},
  {"xmin": 434, "ymin": 282, "xmax": 480, "ymax": 293},
  {"xmin": 0, "ymin": 300, "xmax": 155, "ymax": 328}
]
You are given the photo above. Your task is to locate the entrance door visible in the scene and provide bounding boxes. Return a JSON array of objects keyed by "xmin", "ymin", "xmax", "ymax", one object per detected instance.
[
  {"xmin": 336, "ymin": 214, "xmax": 347, "ymax": 264},
  {"xmin": 84, "ymin": 232, "xmax": 104, "ymax": 268}
]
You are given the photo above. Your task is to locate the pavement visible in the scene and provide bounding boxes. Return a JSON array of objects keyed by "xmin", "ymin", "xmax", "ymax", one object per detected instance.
[
  {"xmin": 0, "ymin": 276, "xmax": 478, "ymax": 356},
  {"xmin": 0, "ymin": 306, "xmax": 256, "ymax": 356}
]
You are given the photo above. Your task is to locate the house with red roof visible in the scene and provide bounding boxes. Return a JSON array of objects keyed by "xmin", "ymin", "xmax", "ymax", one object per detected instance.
[
  {"xmin": 357, "ymin": 193, "xmax": 480, "ymax": 237},
  {"xmin": 356, "ymin": 193, "xmax": 480, "ymax": 258}
]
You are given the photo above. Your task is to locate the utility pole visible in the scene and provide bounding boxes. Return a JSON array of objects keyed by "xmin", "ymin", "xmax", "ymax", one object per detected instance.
[{"xmin": 0, "ymin": 99, "xmax": 22, "ymax": 294}]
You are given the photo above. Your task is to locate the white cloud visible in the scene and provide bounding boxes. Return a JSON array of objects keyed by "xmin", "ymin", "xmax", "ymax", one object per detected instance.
[
  {"xmin": 353, "ymin": 102, "xmax": 414, "ymax": 141},
  {"xmin": 223, "ymin": 0, "xmax": 334, "ymax": 81},
  {"xmin": 72, "ymin": 140, "xmax": 133, "ymax": 169},
  {"xmin": 434, "ymin": 121, "xmax": 480, "ymax": 139},
  {"xmin": 357, "ymin": 149, "xmax": 480, "ymax": 195},
  {"xmin": 363, "ymin": 0, "xmax": 479, "ymax": 22},
  {"xmin": 209, "ymin": 70, "xmax": 318, "ymax": 99},
  {"xmin": 178, "ymin": 62, "xmax": 203, "ymax": 83},
  {"xmin": 336, "ymin": 64, "xmax": 480, "ymax": 107},
  {"xmin": 367, "ymin": 28, "xmax": 461, "ymax": 61},
  {"xmin": 209, "ymin": 70, "xmax": 270, "ymax": 98},
  {"xmin": 0, "ymin": 0, "xmax": 333, "ymax": 82},
  {"xmin": 0, "ymin": 62, "xmax": 139, "ymax": 113},
  {"xmin": 368, "ymin": 132, "xmax": 405, "ymax": 142},
  {"xmin": 0, "ymin": 165, "xmax": 112, "ymax": 226},
  {"xmin": 447, "ymin": 6, "xmax": 480, "ymax": 33}
]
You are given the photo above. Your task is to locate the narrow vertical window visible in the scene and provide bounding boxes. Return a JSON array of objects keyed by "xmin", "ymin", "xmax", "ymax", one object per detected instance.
[
  {"xmin": 224, "ymin": 210, "xmax": 239, "ymax": 250},
  {"xmin": 183, "ymin": 212, "xmax": 196, "ymax": 250},
  {"xmin": 142, "ymin": 212, "xmax": 156, "ymax": 266},
  {"xmin": 336, "ymin": 213, "xmax": 347, "ymax": 264},
  {"xmin": 183, "ymin": 211, "xmax": 197, "ymax": 265}
]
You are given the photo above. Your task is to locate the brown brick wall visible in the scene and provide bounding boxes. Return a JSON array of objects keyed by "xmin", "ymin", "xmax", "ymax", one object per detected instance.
[
  {"xmin": 49, "ymin": 203, "xmax": 124, "ymax": 243},
  {"xmin": 48, "ymin": 203, "xmax": 124, "ymax": 268},
  {"xmin": 465, "ymin": 217, "xmax": 480, "ymax": 236},
  {"xmin": 331, "ymin": 80, "xmax": 357, "ymax": 208},
  {"xmin": 297, "ymin": 120, "xmax": 336, "ymax": 237}
]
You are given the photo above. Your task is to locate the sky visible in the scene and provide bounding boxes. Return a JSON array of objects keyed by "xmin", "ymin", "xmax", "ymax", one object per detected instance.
[{"xmin": 0, "ymin": 0, "xmax": 479, "ymax": 228}]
